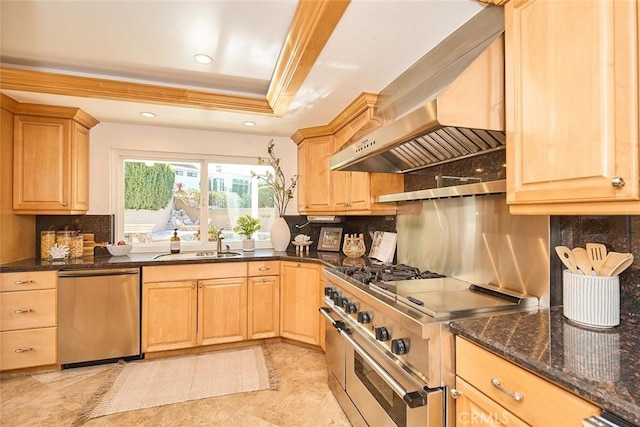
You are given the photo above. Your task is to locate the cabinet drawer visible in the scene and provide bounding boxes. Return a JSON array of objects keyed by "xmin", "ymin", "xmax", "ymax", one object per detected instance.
[
  {"xmin": 1, "ymin": 271, "xmax": 57, "ymax": 292},
  {"xmin": 248, "ymin": 261, "xmax": 280, "ymax": 276},
  {"xmin": 0, "ymin": 289, "xmax": 57, "ymax": 331},
  {"xmin": 456, "ymin": 338, "xmax": 599, "ymax": 426},
  {"xmin": 1, "ymin": 327, "xmax": 57, "ymax": 370}
]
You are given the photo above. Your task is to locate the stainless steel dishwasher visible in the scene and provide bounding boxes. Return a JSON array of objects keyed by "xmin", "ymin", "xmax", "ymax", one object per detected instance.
[{"xmin": 58, "ymin": 268, "xmax": 141, "ymax": 366}]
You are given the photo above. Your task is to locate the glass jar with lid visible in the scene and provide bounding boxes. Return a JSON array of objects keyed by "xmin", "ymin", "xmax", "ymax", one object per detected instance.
[
  {"xmin": 56, "ymin": 230, "xmax": 77, "ymax": 258},
  {"xmin": 40, "ymin": 231, "xmax": 56, "ymax": 259}
]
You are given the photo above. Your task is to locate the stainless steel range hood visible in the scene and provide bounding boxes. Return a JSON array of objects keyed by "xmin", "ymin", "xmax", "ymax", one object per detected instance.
[{"xmin": 330, "ymin": 5, "xmax": 505, "ymax": 174}]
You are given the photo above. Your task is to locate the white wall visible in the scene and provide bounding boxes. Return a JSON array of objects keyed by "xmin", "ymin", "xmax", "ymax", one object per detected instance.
[{"xmin": 88, "ymin": 122, "xmax": 298, "ymax": 215}]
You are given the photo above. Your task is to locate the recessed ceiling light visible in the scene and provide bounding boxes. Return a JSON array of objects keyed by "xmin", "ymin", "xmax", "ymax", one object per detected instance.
[
  {"xmin": 243, "ymin": 121, "xmax": 256, "ymax": 127},
  {"xmin": 193, "ymin": 54, "xmax": 213, "ymax": 64},
  {"xmin": 140, "ymin": 112, "xmax": 156, "ymax": 118}
]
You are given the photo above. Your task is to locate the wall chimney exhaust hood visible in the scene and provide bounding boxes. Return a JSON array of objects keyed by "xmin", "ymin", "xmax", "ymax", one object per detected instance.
[{"xmin": 330, "ymin": 5, "xmax": 505, "ymax": 174}]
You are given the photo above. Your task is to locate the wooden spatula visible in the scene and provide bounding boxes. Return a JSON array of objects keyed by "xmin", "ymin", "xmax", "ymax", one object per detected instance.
[
  {"xmin": 555, "ymin": 246, "xmax": 578, "ymax": 274},
  {"xmin": 586, "ymin": 243, "xmax": 607, "ymax": 275},
  {"xmin": 572, "ymin": 247, "xmax": 592, "ymax": 275}
]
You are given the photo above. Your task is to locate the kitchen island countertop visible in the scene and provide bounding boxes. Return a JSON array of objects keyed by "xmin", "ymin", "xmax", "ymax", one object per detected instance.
[{"xmin": 449, "ymin": 307, "xmax": 640, "ymax": 425}]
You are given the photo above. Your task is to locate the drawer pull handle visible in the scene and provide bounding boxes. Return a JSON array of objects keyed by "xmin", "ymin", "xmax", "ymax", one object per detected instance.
[
  {"xmin": 14, "ymin": 280, "xmax": 35, "ymax": 285},
  {"xmin": 14, "ymin": 309, "xmax": 33, "ymax": 314},
  {"xmin": 14, "ymin": 347, "xmax": 33, "ymax": 353},
  {"xmin": 258, "ymin": 267, "xmax": 270, "ymax": 271},
  {"xmin": 491, "ymin": 378, "xmax": 524, "ymax": 402}
]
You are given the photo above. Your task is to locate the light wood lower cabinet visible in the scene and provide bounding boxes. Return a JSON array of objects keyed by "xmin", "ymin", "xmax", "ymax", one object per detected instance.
[
  {"xmin": 142, "ymin": 280, "xmax": 198, "ymax": 352},
  {"xmin": 142, "ymin": 263, "xmax": 247, "ymax": 353},
  {"xmin": 454, "ymin": 337, "xmax": 599, "ymax": 426},
  {"xmin": 248, "ymin": 276, "xmax": 280, "ymax": 339},
  {"xmin": 0, "ymin": 271, "xmax": 58, "ymax": 370},
  {"xmin": 198, "ymin": 277, "xmax": 247, "ymax": 345},
  {"xmin": 280, "ymin": 261, "xmax": 321, "ymax": 345}
]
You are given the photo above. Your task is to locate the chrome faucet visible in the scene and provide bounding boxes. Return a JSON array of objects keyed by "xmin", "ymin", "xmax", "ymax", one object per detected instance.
[{"xmin": 216, "ymin": 228, "xmax": 224, "ymax": 254}]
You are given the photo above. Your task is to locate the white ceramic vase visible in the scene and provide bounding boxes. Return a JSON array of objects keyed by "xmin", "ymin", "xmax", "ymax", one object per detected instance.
[
  {"xmin": 270, "ymin": 217, "xmax": 291, "ymax": 252},
  {"xmin": 242, "ymin": 239, "xmax": 255, "ymax": 252}
]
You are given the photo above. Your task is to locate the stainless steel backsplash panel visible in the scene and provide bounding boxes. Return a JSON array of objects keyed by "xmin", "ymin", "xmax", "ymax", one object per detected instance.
[{"xmin": 396, "ymin": 194, "xmax": 550, "ymax": 306}]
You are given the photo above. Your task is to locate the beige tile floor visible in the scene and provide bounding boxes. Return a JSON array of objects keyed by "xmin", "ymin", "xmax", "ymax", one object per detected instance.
[{"xmin": 0, "ymin": 343, "xmax": 352, "ymax": 426}]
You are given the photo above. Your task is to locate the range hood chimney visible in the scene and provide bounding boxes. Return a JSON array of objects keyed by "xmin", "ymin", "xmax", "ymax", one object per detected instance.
[{"xmin": 330, "ymin": 5, "xmax": 505, "ymax": 174}]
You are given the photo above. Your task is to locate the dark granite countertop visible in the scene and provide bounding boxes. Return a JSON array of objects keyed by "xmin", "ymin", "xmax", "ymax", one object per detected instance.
[
  {"xmin": 450, "ymin": 307, "xmax": 640, "ymax": 425},
  {"xmin": 0, "ymin": 249, "xmax": 366, "ymax": 272}
]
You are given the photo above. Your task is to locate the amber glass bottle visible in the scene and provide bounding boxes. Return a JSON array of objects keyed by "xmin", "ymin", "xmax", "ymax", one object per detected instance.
[{"xmin": 170, "ymin": 229, "xmax": 181, "ymax": 253}]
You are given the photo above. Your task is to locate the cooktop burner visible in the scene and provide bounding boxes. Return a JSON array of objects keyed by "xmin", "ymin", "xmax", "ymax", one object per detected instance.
[{"xmin": 335, "ymin": 264, "xmax": 445, "ymax": 285}]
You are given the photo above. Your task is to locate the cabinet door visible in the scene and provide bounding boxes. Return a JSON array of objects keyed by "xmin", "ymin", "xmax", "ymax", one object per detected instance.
[
  {"xmin": 142, "ymin": 281, "xmax": 197, "ymax": 352},
  {"xmin": 248, "ymin": 276, "xmax": 280, "ymax": 339},
  {"xmin": 298, "ymin": 136, "xmax": 334, "ymax": 213},
  {"xmin": 198, "ymin": 277, "xmax": 247, "ymax": 345},
  {"xmin": 280, "ymin": 261, "xmax": 320, "ymax": 345},
  {"xmin": 13, "ymin": 116, "xmax": 71, "ymax": 212},
  {"xmin": 506, "ymin": 0, "xmax": 639, "ymax": 210},
  {"xmin": 13, "ymin": 115, "xmax": 90, "ymax": 214},
  {"xmin": 455, "ymin": 377, "xmax": 528, "ymax": 427}
]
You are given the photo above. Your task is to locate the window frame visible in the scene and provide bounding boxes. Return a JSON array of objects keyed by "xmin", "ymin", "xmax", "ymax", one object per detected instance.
[{"xmin": 112, "ymin": 149, "xmax": 275, "ymax": 253}]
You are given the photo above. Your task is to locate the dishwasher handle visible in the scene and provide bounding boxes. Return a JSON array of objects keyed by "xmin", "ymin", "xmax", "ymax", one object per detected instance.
[{"xmin": 58, "ymin": 268, "xmax": 139, "ymax": 278}]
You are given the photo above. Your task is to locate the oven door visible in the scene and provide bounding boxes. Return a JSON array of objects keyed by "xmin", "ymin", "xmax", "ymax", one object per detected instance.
[{"xmin": 341, "ymin": 325, "xmax": 443, "ymax": 427}]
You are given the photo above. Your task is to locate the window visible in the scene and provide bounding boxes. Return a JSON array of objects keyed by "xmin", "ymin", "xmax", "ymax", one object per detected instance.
[{"xmin": 117, "ymin": 152, "xmax": 276, "ymax": 252}]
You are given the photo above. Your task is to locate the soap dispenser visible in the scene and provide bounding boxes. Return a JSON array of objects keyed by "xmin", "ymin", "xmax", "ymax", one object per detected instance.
[{"xmin": 170, "ymin": 229, "xmax": 181, "ymax": 253}]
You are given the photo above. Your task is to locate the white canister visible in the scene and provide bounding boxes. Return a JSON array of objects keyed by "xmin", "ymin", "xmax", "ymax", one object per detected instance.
[{"xmin": 562, "ymin": 270, "xmax": 620, "ymax": 328}]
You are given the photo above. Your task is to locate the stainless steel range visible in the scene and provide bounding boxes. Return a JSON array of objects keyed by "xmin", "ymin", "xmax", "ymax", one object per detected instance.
[{"xmin": 320, "ymin": 264, "xmax": 538, "ymax": 427}]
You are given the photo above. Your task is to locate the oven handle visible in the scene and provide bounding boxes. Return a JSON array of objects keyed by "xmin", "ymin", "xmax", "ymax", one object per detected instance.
[
  {"xmin": 319, "ymin": 307, "xmax": 346, "ymax": 330},
  {"xmin": 338, "ymin": 327, "xmax": 427, "ymax": 408}
]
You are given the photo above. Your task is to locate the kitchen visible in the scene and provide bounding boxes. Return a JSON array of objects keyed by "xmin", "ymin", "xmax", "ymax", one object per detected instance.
[{"xmin": 1, "ymin": 1, "xmax": 640, "ymax": 426}]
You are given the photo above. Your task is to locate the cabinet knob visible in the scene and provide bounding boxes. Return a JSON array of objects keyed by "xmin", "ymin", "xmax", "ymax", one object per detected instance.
[
  {"xmin": 611, "ymin": 177, "xmax": 626, "ymax": 188},
  {"xmin": 62, "ymin": 202, "xmax": 68, "ymax": 207},
  {"xmin": 450, "ymin": 388, "xmax": 462, "ymax": 399}
]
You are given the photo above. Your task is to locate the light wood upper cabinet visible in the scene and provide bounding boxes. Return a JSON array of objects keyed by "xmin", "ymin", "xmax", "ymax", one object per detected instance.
[
  {"xmin": 292, "ymin": 93, "xmax": 403, "ymax": 216},
  {"xmin": 280, "ymin": 261, "xmax": 321, "ymax": 345},
  {"xmin": 13, "ymin": 105, "xmax": 98, "ymax": 214},
  {"xmin": 332, "ymin": 110, "xmax": 403, "ymax": 214},
  {"xmin": 297, "ymin": 135, "xmax": 334, "ymax": 214},
  {"xmin": 506, "ymin": 0, "xmax": 640, "ymax": 214}
]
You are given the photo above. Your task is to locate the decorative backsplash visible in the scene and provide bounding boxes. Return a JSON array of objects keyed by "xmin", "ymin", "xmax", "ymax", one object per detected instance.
[
  {"xmin": 552, "ymin": 216, "xmax": 639, "ymax": 319},
  {"xmin": 36, "ymin": 215, "xmax": 114, "ymax": 258}
]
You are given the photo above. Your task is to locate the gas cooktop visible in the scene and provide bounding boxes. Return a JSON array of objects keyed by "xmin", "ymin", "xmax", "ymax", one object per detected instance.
[{"xmin": 329, "ymin": 264, "xmax": 538, "ymax": 319}]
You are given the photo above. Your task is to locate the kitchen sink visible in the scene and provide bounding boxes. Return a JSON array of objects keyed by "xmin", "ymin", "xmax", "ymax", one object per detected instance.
[{"xmin": 153, "ymin": 251, "xmax": 241, "ymax": 260}]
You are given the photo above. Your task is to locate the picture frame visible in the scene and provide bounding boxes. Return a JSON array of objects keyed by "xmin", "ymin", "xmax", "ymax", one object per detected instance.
[{"xmin": 317, "ymin": 227, "xmax": 343, "ymax": 252}]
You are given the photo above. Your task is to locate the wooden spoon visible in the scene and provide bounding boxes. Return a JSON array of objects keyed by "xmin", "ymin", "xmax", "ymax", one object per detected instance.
[
  {"xmin": 600, "ymin": 252, "xmax": 634, "ymax": 276},
  {"xmin": 586, "ymin": 243, "xmax": 607, "ymax": 275},
  {"xmin": 555, "ymin": 246, "xmax": 578, "ymax": 274},
  {"xmin": 572, "ymin": 247, "xmax": 592, "ymax": 275}
]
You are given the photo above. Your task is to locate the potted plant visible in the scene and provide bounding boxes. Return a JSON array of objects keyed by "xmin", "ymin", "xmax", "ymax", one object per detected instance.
[
  {"xmin": 252, "ymin": 140, "xmax": 298, "ymax": 251},
  {"xmin": 233, "ymin": 214, "xmax": 261, "ymax": 252}
]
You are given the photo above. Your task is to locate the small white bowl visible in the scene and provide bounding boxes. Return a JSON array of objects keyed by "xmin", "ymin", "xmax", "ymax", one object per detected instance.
[{"xmin": 106, "ymin": 244, "xmax": 132, "ymax": 256}]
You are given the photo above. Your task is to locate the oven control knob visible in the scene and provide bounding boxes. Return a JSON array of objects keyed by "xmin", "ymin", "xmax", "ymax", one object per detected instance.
[
  {"xmin": 337, "ymin": 297, "xmax": 349, "ymax": 308},
  {"xmin": 324, "ymin": 286, "xmax": 335, "ymax": 296},
  {"xmin": 332, "ymin": 293, "xmax": 341, "ymax": 303},
  {"xmin": 357, "ymin": 311, "xmax": 371, "ymax": 324},
  {"xmin": 345, "ymin": 303, "xmax": 357, "ymax": 314},
  {"xmin": 375, "ymin": 327, "xmax": 390, "ymax": 341},
  {"xmin": 391, "ymin": 338, "xmax": 408, "ymax": 355}
]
